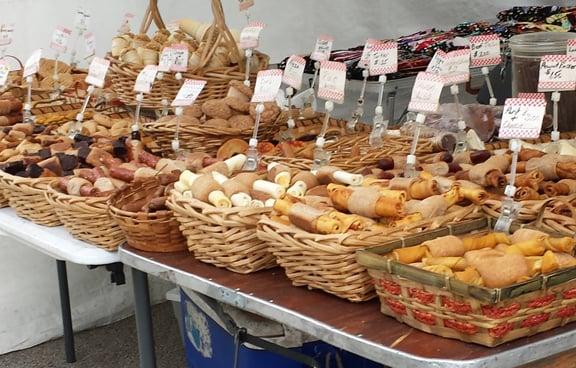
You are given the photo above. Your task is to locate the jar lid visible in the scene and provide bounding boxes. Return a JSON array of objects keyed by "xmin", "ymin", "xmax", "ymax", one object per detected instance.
[{"xmin": 510, "ymin": 32, "xmax": 576, "ymax": 55}]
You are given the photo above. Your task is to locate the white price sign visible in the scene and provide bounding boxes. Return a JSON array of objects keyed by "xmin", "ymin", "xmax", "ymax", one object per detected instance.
[
  {"xmin": 470, "ymin": 34, "xmax": 501, "ymax": 68},
  {"xmin": 134, "ymin": 65, "xmax": 159, "ymax": 94},
  {"xmin": 172, "ymin": 79, "xmax": 207, "ymax": 107},
  {"xmin": 310, "ymin": 35, "xmax": 334, "ymax": 62},
  {"xmin": 166, "ymin": 20, "xmax": 180, "ymax": 33},
  {"xmin": 537, "ymin": 54, "xmax": 576, "ymax": 92},
  {"xmin": 359, "ymin": 38, "xmax": 379, "ymax": 69},
  {"xmin": 84, "ymin": 32, "xmax": 96, "ymax": 56},
  {"xmin": 23, "ymin": 49, "xmax": 42, "ymax": 78},
  {"xmin": 240, "ymin": 21, "xmax": 265, "ymax": 50},
  {"xmin": 239, "ymin": 0, "xmax": 254, "ymax": 11},
  {"xmin": 318, "ymin": 61, "xmax": 346, "ymax": 104},
  {"xmin": 408, "ymin": 72, "xmax": 444, "ymax": 113},
  {"xmin": 170, "ymin": 44, "xmax": 189, "ymax": 72},
  {"xmin": 369, "ymin": 41, "xmax": 398, "ymax": 76},
  {"xmin": 282, "ymin": 55, "xmax": 306, "ymax": 90},
  {"xmin": 85, "ymin": 57, "xmax": 110, "ymax": 88},
  {"xmin": 568, "ymin": 40, "xmax": 576, "ymax": 58},
  {"xmin": 0, "ymin": 62, "xmax": 10, "ymax": 87},
  {"xmin": 0, "ymin": 24, "xmax": 14, "ymax": 47},
  {"xmin": 50, "ymin": 26, "xmax": 72, "ymax": 53},
  {"xmin": 74, "ymin": 8, "xmax": 91, "ymax": 30},
  {"xmin": 252, "ymin": 69, "xmax": 283, "ymax": 103},
  {"xmin": 427, "ymin": 49, "xmax": 470, "ymax": 85},
  {"xmin": 499, "ymin": 98, "xmax": 547, "ymax": 139},
  {"xmin": 158, "ymin": 47, "xmax": 173, "ymax": 72}
]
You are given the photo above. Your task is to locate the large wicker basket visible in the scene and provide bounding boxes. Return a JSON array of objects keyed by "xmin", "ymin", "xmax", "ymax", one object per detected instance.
[
  {"xmin": 357, "ymin": 217, "xmax": 576, "ymax": 347},
  {"xmin": 0, "ymin": 171, "xmax": 61, "ymax": 226},
  {"xmin": 45, "ymin": 182, "xmax": 124, "ymax": 250},
  {"xmin": 0, "ymin": 188, "xmax": 8, "ymax": 208},
  {"xmin": 257, "ymin": 206, "xmax": 482, "ymax": 302},
  {"xmin": 108, "ymin": 179, "xmax": 186, "ymax": 253},
  {"xmin": 167, "ymin": 191, "xmax": 275, "ymax": 274},
  {"xmin": 108, "ymin": 0, "xmax": 269, "ymax": 109}
]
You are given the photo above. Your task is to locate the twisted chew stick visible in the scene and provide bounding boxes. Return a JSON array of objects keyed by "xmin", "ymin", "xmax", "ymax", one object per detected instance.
[
  {"xmin": 388, "ymin": 177, "xmax": 439, "ymax": 200},
  {"xmin": 274, "ymin": 198, "xmax": 342, "ymax": 234},
  {"xmin": 405, "ymin": 187, "xmax": 461, "ymax": 219},
  {"xmin": 327, "ymin": 211, "xmax": 372, "ymax": 232},
  {"xmin": 467, "ymin": 155, "xmax": 510, "ymax": 188},
  {"xmin": 392, "ymin": 245, "xmax": 427, "ymax": 264},
  {"xmin": 545, "ymin": 179, "xmax": 576, "ymax": 196},
  {"xmin": 327, "ymin": 184, "xmax": 404, "ymax": 218},
  {"xmin": 315, "ymin": 166, "xmax": 363, "ymax": 186},
  {"xmin": 556, "ymin": 161, "xmax": 576, "ymax": 179},
  {"xmin": 454, "ymin": 180, "xmax": 488, "ymax": 205},
  {"xmin": 463, "ymin": 232, "xmax": 510, "ymax": 251},
  {"xmin": 525, "ymin": 154, "xmax": 576, "ymax": 180},
  {"xmin": 423, "ymin": 256, "xmax": 468, "ymax": 271},
  {"xmin": 514, "ymin": 187, "xmax": 541, "ymax": 201},
  {"xmin": 510, "ymin": 170, "xmax": 544, "ymax": 190}
]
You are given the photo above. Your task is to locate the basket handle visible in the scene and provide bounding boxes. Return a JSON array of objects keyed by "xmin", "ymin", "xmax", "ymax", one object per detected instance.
[{"xmin": 139, "ymin": 0, "xmax": 166, "ymax": 33}]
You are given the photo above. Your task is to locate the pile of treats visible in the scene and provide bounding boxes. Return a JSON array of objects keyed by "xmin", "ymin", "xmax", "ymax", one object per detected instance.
[
  {"xmin": 23, "ymin": 59, "xmax": 87, "ymax": 91},
  {"xmin": 0, "ymin": 96, "xmax": 23, "ymax": 127},
  {"xmin": 54, "ymin": 113, "xmax": 132, "ymax": 138},
  {"xmin": 390, "ymin": 228, "xmax": 576, "ymax": 288}
]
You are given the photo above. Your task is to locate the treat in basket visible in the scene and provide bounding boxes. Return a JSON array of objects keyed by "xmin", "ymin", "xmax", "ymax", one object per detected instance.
[{"xmin": 0, "ymin": 97, "xmax": 23, "ymax": 126}]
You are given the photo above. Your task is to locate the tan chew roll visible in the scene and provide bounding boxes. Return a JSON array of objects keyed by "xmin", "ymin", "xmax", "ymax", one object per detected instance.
[{"xmin": 423, "ymin": 236, "xmax": 467, "ymax": 257}]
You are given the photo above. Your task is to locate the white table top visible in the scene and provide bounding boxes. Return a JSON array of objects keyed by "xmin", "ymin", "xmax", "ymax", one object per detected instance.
[{"xmin": 0, "ymin": 208, "xmax": 119, "ymax": 265}]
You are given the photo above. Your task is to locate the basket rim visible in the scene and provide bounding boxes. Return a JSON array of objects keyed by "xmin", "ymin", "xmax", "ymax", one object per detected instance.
[{"xmin": 169, "ymin": 190, "xmax": 271, "ymax": 216}]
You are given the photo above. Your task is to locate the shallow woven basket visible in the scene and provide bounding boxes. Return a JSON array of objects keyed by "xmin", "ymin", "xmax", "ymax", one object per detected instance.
[
  {"xmin": 108, "ymin": 0, "xmax": 269, "ymax": 109},
  {"xmin": 357, "ymin": 218, "xmax": 576, "ymax": 346},
  {"xmin": 45, "ymin": 182, "xmax": 124, "ymax": 250},
  {"xmin": 257, "ymin": 206, "xmax": 483, "ymax": 302},
  {"xmin": 143, "ymin": 111, "xmax": 286, "ymax": 156},
  {"xmin": 167, "ymin": 191, "xmax": 275, "ymax": 274},
  {"xmin": 0, "ymin": 171, "xmax": 61, "ymax": 226},
  {"xmin": 482, "ymin": 198, "xmax": 557, "ymax": 225},
  {"xmin": 108, "ymin": 179, "xmax": 186, "ymax": 253}
]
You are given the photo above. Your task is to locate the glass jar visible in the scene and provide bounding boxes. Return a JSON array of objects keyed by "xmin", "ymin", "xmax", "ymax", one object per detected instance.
[{"xmin": 510, "ymin": 32, "xmax": 576, "ymax": 132}]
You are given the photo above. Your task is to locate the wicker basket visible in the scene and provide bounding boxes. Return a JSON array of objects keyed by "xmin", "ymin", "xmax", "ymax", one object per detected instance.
[
  {"xmin": 108, "ymin": 0, "xmax": 269, "ymax": 110},
  {"xmin": 357, "ymin": 217, "xmax": 576, "ymax": 347},
  {"xmin": 45, "ymin": 182, "xmax": 124, "ymax": 250},
  {"xmin": 0, "ymin": 171, "xmax": 61, "ymax": 226},
  {"xmin": 167, "ymin": 191, "xmax": 275, "ymax": 274},
  {"xmin": 257, "ymin": 206, "xmax": 483, "ymax": 302},
  {"xmin": 143, "ymin": 111, "xmax": 286, "ymax": 156},
  {"xmin": 108, "ymin": 179, "xmax": 186, "ymax": 253},
  {"xmin": 0, "ymin": 188, "xmax": 8, "ymax": 208}
]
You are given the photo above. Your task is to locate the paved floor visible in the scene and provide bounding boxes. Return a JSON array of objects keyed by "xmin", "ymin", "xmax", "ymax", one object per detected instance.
[{"xmin": 0, "ymin": 302, "xmax": 187, "ymax": 368}]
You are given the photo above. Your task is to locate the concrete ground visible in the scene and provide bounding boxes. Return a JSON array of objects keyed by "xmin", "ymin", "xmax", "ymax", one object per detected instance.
[{"xmin": 0, "ymin": 302, "xmax": 187, "ymax": 368}]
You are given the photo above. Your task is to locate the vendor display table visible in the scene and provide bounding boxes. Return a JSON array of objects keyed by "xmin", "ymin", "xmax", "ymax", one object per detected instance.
[
  {"xmin": 119, "ymin": 245, "xmax": 576, "ymax": 368},
  {"xmin": 0, "ymin": 208, "xmax": 123, "ymax": 363}
]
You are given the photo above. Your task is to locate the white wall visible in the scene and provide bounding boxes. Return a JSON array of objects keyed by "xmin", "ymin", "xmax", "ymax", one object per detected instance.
[{"xmin": 0, "ymin": 0, "xmax": 566, "ymax": 64}]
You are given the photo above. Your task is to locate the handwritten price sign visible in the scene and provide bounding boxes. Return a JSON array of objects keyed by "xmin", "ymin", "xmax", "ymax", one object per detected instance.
[
  {"xmin": 499, "ymin": 98, "xmax": 547, "ymax": 139},
  {"xmin": 23, "ymin": 49, "xmax": 42, "ymax": 78},
  {"xmin": 427, "ymin": 49, "xmax": 470, "ymax": 85},
  {"xmin": 134, "ymin": 65, "xmax": 159, "ymax": 94},
  {"xmin": 85, "ymin": 57, "xmax": 110, "ymax": 88},
  {"xmin": 311, "ymin": 35, "xmax": 334, "ymax": 62},
  {"xmin": 240, "ymin": 21, "xmax": 265, "ymax": 49},
  {"xmin": 172, "ymin": 79, "xmax": 207, "ymax": 107},
  {"xmin": 408, "ymin": 72, "xmax": 444, "ymax": 113},
  {"xmin": 159, "ymin": 45, "xmax": 189, "ymax": 72},
  {"xmin": 0, "ymin": 24, "xmax": 14, "ymax": 47},
  {"xmin": 568, "ymin": 40, "xmax": 576, "ymax": 58},
  {"xmin": 369, "ymin": 41, "xmax": 398, "ymax": 76},
  {"xmin": 538, "ymin": 54, "xmax": 576, "ymax": 92},
  {"xmin": 359, "ymin": 38, "xmax": 379, "ymax": 69},
  {"xmin": 282, "ymin": 55, "xmax": 306, "ymax": 90},
  {"xmin": 318, "ymin": 61, "xmax": 346, "ymax": 104},
  {"xmin": 50, "ymin": 26, "xmax": 72, "ymax": 53},
  {"xmin": 252, "ymin": 69, "xmax": 283, "ymax": 102},
  {"xmin": 469, "ymin": 34, "xmax": 501, "ymax": 68}
]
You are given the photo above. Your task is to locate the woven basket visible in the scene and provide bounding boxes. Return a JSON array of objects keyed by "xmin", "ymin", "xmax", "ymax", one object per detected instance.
[
  {"xmin": 108, "ymin": 179, "xmax": 186, "ymax": 253},
  {"xmin": 257, "ymin": 206, "xmax": 483, "ymax": 302},
  {"xmin": 357, "ymin": 217, "xmax": 576, "ymax": 347},
  {"xmin": 45, "ymin": 182, "xmax": 124, "ymax": 250},
  {"xmin": 0, "ymin": 171, "xmax": 61, "ymax": 226},
  {"xmin": 167, "ymin": 191, "xmax": 275, "ymax": 274},
  {"xmin": 143, "ymin": 111, "xmax": 286, "ymax": 156},
  {"xmin": 0, "ymin": 188, "xmax": 8, "ymax": 208},
  {"xmin": 108, "ymin": 0, "xmax": 269, "ymax": 109}
]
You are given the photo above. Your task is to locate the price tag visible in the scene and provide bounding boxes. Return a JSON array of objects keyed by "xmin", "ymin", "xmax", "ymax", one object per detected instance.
[
  {"xmin": 310, "ymin": 35, "xmax": 334, "ymax": 62},
  {"xmin": 0, "ymin": 24, "xmax": 14, "ymax": 47},
  {"xmin": 252, "ymin": 69, "xmax": 283, "ymax": 103},
  {"xmin": 282, "ymin": 55, "xmax": 306, "ymax": 90},
  {"xmin": 50, "ymin": 26, "xmax": 72, "ymax": 53},
  {"xmin": 518, "ymin": 92, "xmax": 545, "ymax": 100},
  {"xmin": 499, "ymin": 98, "xmax": 547, "ymax": 139},
  {"xmin": 567, "ymin": 40, "xmax": 576, "ymax": 58},
  {"xmin": 0, "ymin": 61, "xmax": 9, "ymax": 87},
  {"xmin": 469, "ymin": 34, "xmax": 501, "ymax": 68},
  {"xmin": 426, "ymin": 50, "xmax": 446, "ymax": 75},
  {"xmin": 119, "ymin": 12, "xmax": 135, "ymax": 33},
  {"xmin": 166, "ymin": 20, "xmax": 180, "ymax": 33},
  {"xmin": 74, "ymin": 8, "xmax": 91, "ymax": 30},
  {"xmin": 134, "ymin": 65, "xmax": 158, "ymax": 94},
  {"xmin": 358, "ymin": 38, "xmax": 379, "ymax": 69},
  {"xmin": 408, "ymin": 72, "xmax": 444, "ymax": 113},
  {"xmin": 172, "ymin": 79, "xmax": 207, "ymax": 107},
  {"xmin": 538, "ymin": 54, "xmax": 576, "ymax": 92},
  {"xmin": 158, "ymin": 47, "xmax": 173, "ymax": 72},
  {"xmin": 239, "ymin": 0, "xmax": 254, "ymax": 11},
  {"xmin": 240, "ymin": 21, "xmax": 265, "ymax": 50},
  {"xmin": 85, "ymin": 56, "xmax": 110, "ymax": 88},
  {"xmin": 23, "ymin": 49, "xmax": 42, "ymax": 78},
  {"xmin": 318, "ymin": 61, "xmax": 346, "ymax": 104},
  {"xmin": 84, "ymin": 32, "xmax": 96, "ymax": 56},
  {"xmin": 170, "ymin": 44, "xmax": 189, "ymax": 72},
  {"xmin": 427, "ymin": 49, "xmax": 470, "ymax": 85},
  {"xmin": 369, "ymin": 41, "xmax": 398, "ymax": 76}
]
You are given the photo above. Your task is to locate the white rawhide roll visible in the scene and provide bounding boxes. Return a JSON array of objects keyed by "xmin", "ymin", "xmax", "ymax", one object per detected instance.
[
  {"xmin": 253, "ymin": 180, "xmax": 286, "ymax": 199},
  {"xmin": 287, "ymin": 181, "xmax": 307, "ymax": 197},
  {"xmin": 231, "ymin": 192, "xmax": 252, "ymax": 207},
  {"xmin": 333, "ymin": 171, "xmax": 363, "ymax": 186},
  {"xmin": 208, "ymin": 190, "xmax": 232, "ymax": 208},
  {"xmin": 225, "ymin": 154, "xmax": 247, "ymax": 174}
]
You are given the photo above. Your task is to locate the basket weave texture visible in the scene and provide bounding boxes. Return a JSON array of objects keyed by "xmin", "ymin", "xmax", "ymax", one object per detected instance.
[
  {"xmin": 167, "ymin": 191, "xmax": 275, "ymax": 274},
  {"xmin": 46, "ymin": 182, "xmax": 124, "ymax": 251},
  {"xmin": 108, "ymin": 179, "xmax": 186, "ymax": 253}
]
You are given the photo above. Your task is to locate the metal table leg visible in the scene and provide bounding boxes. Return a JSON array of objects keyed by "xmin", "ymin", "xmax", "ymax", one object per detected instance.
[
  {"xmin": 131, "ymin": 267, "xmax": 157, "ymax": 368},
  {"xmin": 56, "ymin": 260, "xmax": 76, "ymax": 363}
]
